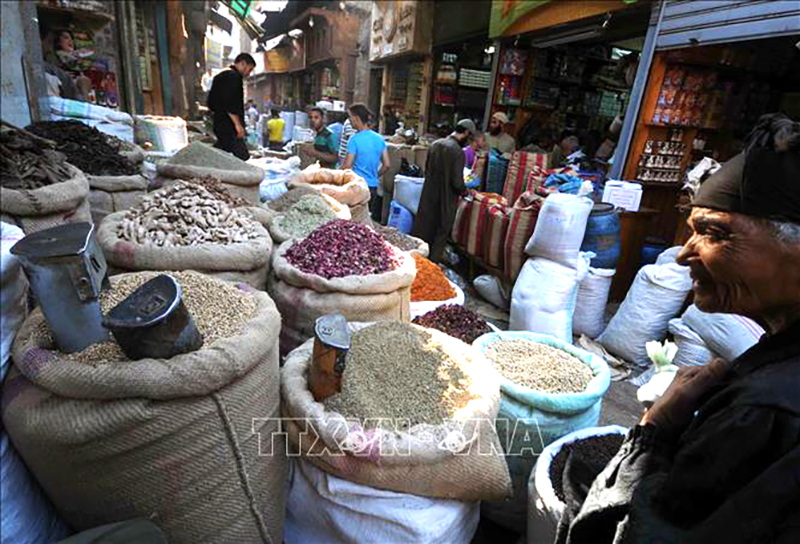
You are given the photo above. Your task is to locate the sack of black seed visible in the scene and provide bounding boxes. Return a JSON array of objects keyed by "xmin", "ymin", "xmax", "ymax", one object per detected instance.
[{"xmin": 528, "ymin": 426, "xmax": 628, "ymax": 544}]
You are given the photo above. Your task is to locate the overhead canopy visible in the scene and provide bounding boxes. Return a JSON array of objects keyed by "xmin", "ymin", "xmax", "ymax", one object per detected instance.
[{"xmin": 489, "ymin": 0, "xmax": 640, "ymax": 38}]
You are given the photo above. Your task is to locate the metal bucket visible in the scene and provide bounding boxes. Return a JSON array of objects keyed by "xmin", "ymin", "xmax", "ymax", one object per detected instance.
[
  {"xmin": 103, "ymin": 274, "xmax": 203, "ymax": 360},
  {"xmin": 11, "ymin": 222, "xmax": 109, "ymax": 353}
]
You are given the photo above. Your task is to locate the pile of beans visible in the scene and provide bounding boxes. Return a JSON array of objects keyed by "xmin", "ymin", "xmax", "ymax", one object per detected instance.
[
  {"xmin": 0, "ymin": 127, "xmax": 72, "ymax": 189},
  {"xmin": 323, "ymin": 322, "xmax": 479, "ymax": 429},
  {"xmin": 413, "ymin": 305, "xmax": 491, "ymax": 344},
  {"xmin": 117, "ymin": 181, "xmax": 257, "ymax": 246},
  {"xmin": 285, "ymin": 220, "xmax": 399, "ymax": 279},
  {"xmin": 411, "ymin": 254, "xmax": 456, "ymax": 302},
  {"xmin": 374, "ymin": 225, "xmax": 421, "ymax": 252},
  {"xmin": 275, "ymin": 194, "xmax": 336, "ymax": 239},
  {"xmin": 33, "ymin": 271, "xmax": 258, "ymax": 364},
  {"xmin": 26, "ymin": 120, "xmax": 139, "ymax": 176},
  {"xmin": 484, "ymin": 339, "xmax": 593, "ymax": 393},
  {"xmin": 550, "ymin": 433, "xmax": 625, "ymax": 502},
  {"xmin": 187, "ymin": 175, "xmax": 249, "ymax": 207},
  {"xmin": 267, "ymin": 187, "xmax": 317, "ymax": 212}
]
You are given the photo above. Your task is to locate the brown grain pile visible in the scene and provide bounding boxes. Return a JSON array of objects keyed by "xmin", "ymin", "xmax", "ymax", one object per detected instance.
[
  {"xmin": 186, "ymin": 175, "xmax": 249, "ymax": 207},
  {"xmin": 33, "ymin": 271, "xmax": 257, "ymax": 364},
  {"xmin": 484, "ymin": 339, "xmax": 593, "ymax": 393},
  {"xmin": 324, "ymin": 322, "xmax": 480, "ymax": 429}
]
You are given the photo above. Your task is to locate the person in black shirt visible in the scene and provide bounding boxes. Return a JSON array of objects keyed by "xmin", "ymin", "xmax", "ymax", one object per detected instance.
[
  {"xmin": 206, "ymin": 53, "xmax": 255, "ymax": 161},
  {"xmin": 560, "ymin": 114, "xmax": 800, "ymax": 543}
]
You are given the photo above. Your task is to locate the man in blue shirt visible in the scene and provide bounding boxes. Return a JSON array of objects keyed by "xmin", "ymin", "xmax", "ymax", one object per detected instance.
[{"xmin": 342, "ymin": 104, "xmax": 391, "ymax": 223}]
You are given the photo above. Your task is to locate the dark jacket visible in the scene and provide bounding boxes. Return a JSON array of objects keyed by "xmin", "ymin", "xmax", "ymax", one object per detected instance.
[
  {"xmin": 207, "ymin": 66, "xmax": 244, "ymax": 134},
  {"xmin": 560, "ymin": 319, "xmax": 800, "ymax": 544}
]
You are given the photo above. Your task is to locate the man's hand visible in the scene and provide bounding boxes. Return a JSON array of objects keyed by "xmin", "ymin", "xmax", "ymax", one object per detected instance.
[
  {"xmin": 640, "ymin": 358, "xmax": 728, "ymax": 434},
  {"xmin": 235, "ymin": 123, "xmax": 245, "ymax": 139}
]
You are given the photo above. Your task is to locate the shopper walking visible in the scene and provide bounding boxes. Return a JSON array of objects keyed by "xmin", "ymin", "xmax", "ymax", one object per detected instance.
[
  {"xmin": 267, "ymin": 109, "xmax": 285, "ymax": 151},
  {"xmin": 412, "ymin": 119, "xmax": 477, "ymax": 262},
  {"xmin": 342, "ymin": 104, "xmax": 390, "ymax": 222},
  {"xmin": 207, "ymin": 53, "xmax": 256, "ymax": 160}
]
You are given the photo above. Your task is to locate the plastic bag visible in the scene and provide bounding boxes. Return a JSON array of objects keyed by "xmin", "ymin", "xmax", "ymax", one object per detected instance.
[
  {"xmin": 474, "ymin": 275, "xmax": 509, "ymax": 309},
  {"xmin": 387, "ymin": 200, "xmax": 414, "ymax": 233},
  {"xmin": 572, "ymin": 267, "xmax": 615, "ymax": 339},
  {"xmin": 681, "ymin": 305, "xmax": 763, "ymax": 362}
]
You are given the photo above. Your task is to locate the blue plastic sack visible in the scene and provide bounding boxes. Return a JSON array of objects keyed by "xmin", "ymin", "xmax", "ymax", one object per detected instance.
[
  {"xmin": 387, "ymin": 200, "xmax": 414, "ymax": 233},
  {"xmin": 474, "ymin": 331, "xmax": 611, "ymax": 532}
]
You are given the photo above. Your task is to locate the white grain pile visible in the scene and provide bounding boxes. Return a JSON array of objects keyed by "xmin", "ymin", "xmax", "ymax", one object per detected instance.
[{"xmin": 484, "ymin": 339, "xmax": 593, "ymax": 393}]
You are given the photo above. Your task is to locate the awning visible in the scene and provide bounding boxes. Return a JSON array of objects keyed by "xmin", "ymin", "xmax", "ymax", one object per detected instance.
[
  {"xmin": 264, "ymin": 33, "xmax": 291, "ymax": 51},
  {"xmin": 209, "ymin": 9, "xmax": 233, "ymax": 35}
]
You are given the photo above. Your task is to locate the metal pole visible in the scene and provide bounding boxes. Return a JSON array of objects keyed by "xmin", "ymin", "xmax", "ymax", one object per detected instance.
[
  {"xmin": 610, "ymin": 0, "xmax": 666, "ymax": 179},
  {"xmin": 482, "ymin": 39, "xmax": 500, "ymax": 132}
]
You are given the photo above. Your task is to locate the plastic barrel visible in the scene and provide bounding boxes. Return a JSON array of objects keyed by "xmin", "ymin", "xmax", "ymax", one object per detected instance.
[
  {"xmin": 641, "ymin": 237, "xmax": 669, "ymax": 265},
  {"xmin": 581, "ymin": 203, "xmax": 621, "ymax": 269}
]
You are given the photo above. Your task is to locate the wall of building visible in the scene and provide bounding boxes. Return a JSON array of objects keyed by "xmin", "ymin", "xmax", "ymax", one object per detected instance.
[
  {"xmin": 1, "ymin": 1, "xmax": 33, "ymax": 126},
  {"xmin": 352, "ymin": 5, "xmax": 372, "ymax": 105}
]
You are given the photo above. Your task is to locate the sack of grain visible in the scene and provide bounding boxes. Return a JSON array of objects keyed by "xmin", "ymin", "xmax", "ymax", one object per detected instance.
[
  {"xmin": 503, "ymin": 152, "xmax": 549, "ymax": 206},
  {"xmin": 680, "ymin": 304, "xmax": 763, "ymax": 362},
  {"xmin": 0, "ymin": 164, "xmax": 92, "ymax": 235},
  {"xmin": 157, "ymin": 142, "xmax": 264, "ymax": 204},
  {"xmin": 3, "ymin": 272, "xmax": 287, "ymax": 542},
  {"xmin": 269, "ymin": 235, "xmax": 415, "ymax": 355},
  {"xmin": 281, "ymin": 322, "xmax": 512, "ymax": 501},
  {"xmin": 668, "ymin": 318, "xmax": 716, "ymax": 367},
  {"xmin": 484, "ymin": 204, "xmax": 510, "ymax": 269},
  {"xmin": 510, "ymin": 253, "xmax": 591, "ymax": 344},
  {"xmin": 134, "ymin": 115, "xmax": 188, "ymax": 153},
  {"xmin": 288, "ymin": 164, "xmax": 371, "ymax": 208},
  {"xmin": 285, "ymin": 458, "xmax": 480, "ymax": 543},
  {"xmin": 573, "ymin": 267, "xmax": 616, "ymax": 339},
  {"xmin": 598, "ymin": 260, "xmax": 692, "ymax": 366},
  {"xmin": 86, "ymin": 173, "xmax": 149, "ymax": 225},
  {"xmin": 374, "ymin": 225, "xmax": 430, "ymax": 257},
  {"xmin": 465, "ymin": 193, "xmax": 507, "ymax": 258},
  {"xmin": 528, "ymin": 426, "xmax": 627, "ymax": 543},
  {"xmin": 525, "ymin": 194, "xmax": 593, "ymax": 269},
  {"xmin": 268, "ymin": 193, "xmax": 350, "ymax": 244},
  {"xmin": 97, "ymin": 183, "xmax": 272, "ymax": 289},
  {"xmin": 473, "ymin": 332, "xmax": 612, "ymax": 533},
  {"xmin": 503, "ymin": 192, "xmax": 544, "ymax": 283}
]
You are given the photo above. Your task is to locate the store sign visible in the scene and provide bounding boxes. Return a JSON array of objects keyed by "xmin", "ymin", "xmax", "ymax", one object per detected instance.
[
  {"xmin": 490, "ymin": 0, "xmax": 553, "ymax": 38},
  {"xmin": 205, "ymin": 37, "xmax": 223, "ymax": 70},
  {"xmin": 489, "ymin": 0, "xmax": 639, "ymax": 38}
]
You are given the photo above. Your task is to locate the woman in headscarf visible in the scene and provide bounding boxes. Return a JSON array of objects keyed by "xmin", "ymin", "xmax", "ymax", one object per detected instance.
[{"xmin": 559, "ymin": 114, "xmax": 800, "ymax": 543}]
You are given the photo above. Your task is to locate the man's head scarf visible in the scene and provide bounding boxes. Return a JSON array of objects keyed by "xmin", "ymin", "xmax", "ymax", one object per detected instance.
[{"xmin": 693, "ymin": 113, "xmax": 800, "ymax": 224}]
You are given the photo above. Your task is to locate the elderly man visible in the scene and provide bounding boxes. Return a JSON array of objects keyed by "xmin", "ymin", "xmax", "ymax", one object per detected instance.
[{"xmin": 560, "ymin": 114, "xmax": 800, "ymax": 543}]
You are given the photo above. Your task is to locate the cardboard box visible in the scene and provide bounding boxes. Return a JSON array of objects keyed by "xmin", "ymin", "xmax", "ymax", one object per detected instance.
[{"xmin": 602, "ymin": 180, "xmax": 643, "ymax": 212}]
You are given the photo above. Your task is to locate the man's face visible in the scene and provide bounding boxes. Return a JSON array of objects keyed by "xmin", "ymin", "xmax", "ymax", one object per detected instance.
[
  {"xmin": 236, "ymin": 61, "xmax": 255, "ymax": 78},
  {"xmin": 309, "ymin": 111, "xmax": 324, "ymax": 130},
  {"xmin": 489, "ymin": 118, "xmax": 502, "ymax": 135},
  {"xmin": 677, "ymin": 208, "xmax": 790, "ymax": 317}
]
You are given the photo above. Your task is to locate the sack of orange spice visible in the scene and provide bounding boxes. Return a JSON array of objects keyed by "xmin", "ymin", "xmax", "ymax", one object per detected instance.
[{"xmin": 409, "ymin": 254, "xmax": 465, "ymax": 319}]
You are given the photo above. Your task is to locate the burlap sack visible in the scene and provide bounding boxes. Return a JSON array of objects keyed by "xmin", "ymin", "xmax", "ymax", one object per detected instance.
[
  {"xmin": 484, "ymin": 204, "xmax": 511, "ymax": 269},
  {"xmin": 504, "ymin": 192, "xmax": 543, "ymax": 282},
  {"xmin": 465, "ymin": 193, "xmax": 507, "ymax": 258},
  {"xmin": 280, "ymin": 327, "xmax": 512, "ymax": 501},
  {"xmin": 119, "ymin": 143, "xmax": 145, "ymax": 165},
  {"xmin": 2, "ymin": 278, "xmax": 287, "ymax": 543},
  {"xmin": 288, "ymin": 166, "xmax": 370, "ymax": 207},
  {"xmin": 86, "ymin": 174, "xmax": 148, "ymax": 224},
  {"xmin": 0, "ymin": 164, "xmax": 92, "ymax": 234},
  {"xmin": 98, "ymin": 211, "xmax": 273, "ymax": 289},
  {"xmin": 267, "ymin": 194, "xmax": 350, "ymax": 244},
  {"xmin": 157, "ymin": 164, "xmax": 262, "ymax": 204},
  {"xmin": 269, "ymin": 241, "xmax": 415, "ymax": 354},
  {"xmin": 502, "ymin": 152, "xmax": 550, "ymax": 207}
]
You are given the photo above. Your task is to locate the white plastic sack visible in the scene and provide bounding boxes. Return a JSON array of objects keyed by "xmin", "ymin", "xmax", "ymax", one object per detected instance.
[
  {"xmin": 668, "ymin": 318, "xmax": 715, "ymax": 367},
  {"xmin": 393, "ymin": 175, "xmax": 425, "ymax": 215},
  {"xmin": 1, "ymin": 222, "xmax": 27, "ymax": 377},
  {"xmin": 681, "ymin": 304, "xmax": 764, "ymax": 362},
  {"xmin": 260, "ymin": 180, "xmax": 288, "ymax": 202},
  {"xmin": 294, "ymin": 110, "xmax": 309, "ymax": 128},
  {"xmin": 528, "ymin": 425, "xmax": 628, "ymax": 544},
  {"xmin": 598, "ymin": 261, "xmax": 692, "ymax": 366},
  {"xmin": 509, "ymin": 253, "xmax": 591, "ymax": 344},
  {"xmin": 280, "ymin": 112, "xmax": 295, "ymax": 143},
  {"xmin": 656, "ymin": 245, "xmax": 683, "ymax": 265},
  {"xmin": 573, "ymin": 267, "xmax": 615, "ymax": 339},
  {"xmin": 525, "ymin": 194, "xmax": 593, "ymax": 269},
  {"xmin": 410, "ymin": 281, "xmax": 465, "ymax": 320},
  {"xmin": 474, "ymin": 274, "xmax": 509, "ymax": 309},
  {"xmin": 47, "ymin": 96, "xmax": 133, "ymax": 125},
  {"xmin": 285, "ymin": 459, "xmax": 479, "ymax": 544}
]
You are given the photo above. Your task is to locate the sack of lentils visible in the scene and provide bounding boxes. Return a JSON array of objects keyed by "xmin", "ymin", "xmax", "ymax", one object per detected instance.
[
  {"xmin": 373, "ymin": 224, "xmax": 429, "ymax": 257},
  {"xmin": 288, "ymin": 164, "xmax": 371, "ymax": 223},
  {"xmin": 409, "ymin": 254, "xmax": 465, "ymax": 319},
  {"xmin": 472, "ymin": 331, "xmax": 611, "ymax": 533},
  {"xmin": 0, "ymin": 126, "xmax": 93, "ymax": 234},
  {"xmin": 3, "ymin": 271, "xmax": 287, "ymax": 543},
  {"xmin": 98, "ymin": 181, "xmax": 272, "ymax": 289},
  {"xmin": 529, "ymin": 426, "xmax": 627, "ymax": 544},
  {"xmin": 268, "ymin": 192, "xmax": 350, "ymax": 244},
  {"xmin": 269, "ymin": 220, "xmax": 416, "ymax": 356},
  {"xmin": 25, "ymin": 120, "xmax": 148, "ymax": 226},
  {"xmin": 281, "ymin": 321, "xmax": 512, "ymax": 500},
  {"xmin": 157, "ymin": 142, "xmax": 264, "ymax": 204}
]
